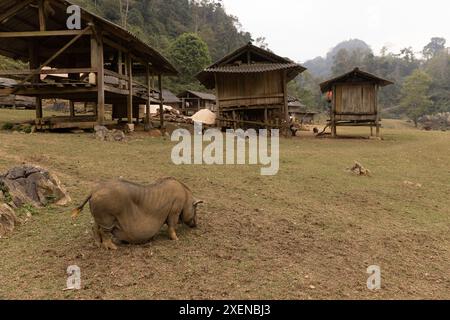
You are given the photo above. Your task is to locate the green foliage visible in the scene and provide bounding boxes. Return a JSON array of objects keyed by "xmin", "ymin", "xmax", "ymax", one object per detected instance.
[
  {"xmin": 425, "ymin": 51, "xmax": 450, "ymax": 113},
  {"xmin": 167, "ymin": 33, "xmax": 211, "ymax": 92},
  {"xmin": 18, "ymin": 203, "xmax": 39, "ymax": 216},
  {"xmin": 71, "ymin": 0, "xmax": 251, "ymax": 93},
  {"xmin": 400, "ymin": 70, "xmax": 433, "ymax": 126},
  {"xmin": 1, "ymin": 123, "xmax": 14, "ymax": 130},
  {"xmin": 289, "ymin": 71, "xmax": 324, "ymax": 110},
  {"xmin": 423, "ymin": 37, "xmax": 446, "ymax": 60}
]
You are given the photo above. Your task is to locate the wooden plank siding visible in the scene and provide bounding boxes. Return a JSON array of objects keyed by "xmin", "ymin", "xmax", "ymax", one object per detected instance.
[
  {"xmin": 334, "ymin": 83, "xmax": 377, "ymax": 121},
  {"xmin": 217, "ymin": 72, "xmax": 284, "ymax": 109}
]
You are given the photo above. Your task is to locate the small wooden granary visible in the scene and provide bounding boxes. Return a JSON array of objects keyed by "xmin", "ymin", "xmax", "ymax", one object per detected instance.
[
  {"xmin": 196, "ymin": 43, "xmax": 306, "ymax": 132},
  {"xmin": 177, "ymin": 90, "xmax": 216, "ymax": 116},
  {"xmin": 320, "ymin": 68, "xmax": 393, "ymax": 137}
]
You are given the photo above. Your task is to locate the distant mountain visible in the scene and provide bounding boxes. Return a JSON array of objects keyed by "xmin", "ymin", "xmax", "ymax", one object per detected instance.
[{"xmin": 304, "ymin": 39, "xmax": 372, "ymax": 78}]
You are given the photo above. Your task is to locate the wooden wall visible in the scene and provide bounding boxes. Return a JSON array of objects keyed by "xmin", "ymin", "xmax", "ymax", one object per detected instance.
[
  {"xmin": 216, "ymin": 71, "xmax": 284, "ymax": 108},
  {"xmin": 334, "ymin": 83, "xmax": 376, "ymax": 121}
]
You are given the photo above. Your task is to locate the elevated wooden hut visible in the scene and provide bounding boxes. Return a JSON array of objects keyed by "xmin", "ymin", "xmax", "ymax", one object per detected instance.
[
  {"xmin": 196, "ymin": 43, "xmax": 306, "ymax": 132},
  {"xmin": 0, "ymin": 0, "xmax": 177, "ymax": 130},
  {"xmin": 320, "ymin": 68, "xmax": 393, "ymax": 137},
  {"xmin": 288, "ymin": 96, "xmax": 317, "ymax": 124},
  {"xmin": 177, "ymin": 90, "xmax": 216, "ymax": 116}
]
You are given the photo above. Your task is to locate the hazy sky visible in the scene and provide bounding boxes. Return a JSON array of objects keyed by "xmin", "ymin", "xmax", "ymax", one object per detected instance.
[{"xmin": 223, "ymin": 0, "xmax": 450, "ymax": 62}]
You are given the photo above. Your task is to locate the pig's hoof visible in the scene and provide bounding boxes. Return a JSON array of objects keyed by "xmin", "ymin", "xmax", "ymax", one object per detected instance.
[{"xmin": 103, "ymin": 241, "xmax": 118, "ymax": 250}]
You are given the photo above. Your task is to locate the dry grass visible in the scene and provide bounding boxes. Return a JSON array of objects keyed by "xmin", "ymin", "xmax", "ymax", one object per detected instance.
[{"xmin": 0, "ymin": 110, "xmax": 449, "ymax": 300}]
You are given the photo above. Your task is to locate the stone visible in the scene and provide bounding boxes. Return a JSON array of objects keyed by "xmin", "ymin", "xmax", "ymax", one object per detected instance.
[
  {"xmin": 94, "ymin": 126, "xmax": 126, "ymax": 142},
  {"xmin": 0, "ymin": 165, "xmax": 71, "ymax": 208},
  {"xmin": 0, "ymin": 203, "xmax": 17, "ymax": 238}
]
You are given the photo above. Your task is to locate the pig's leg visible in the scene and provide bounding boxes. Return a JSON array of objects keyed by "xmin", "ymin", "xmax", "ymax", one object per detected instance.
[
  {"xmin": 167, "ymin": 209, "xmax": 181, "ymax": 241},
  {"xmin": 92, "ymin": 223, "xmax": 102, "ymax": 247},
  {"xmin": 99, "ymin": 227, "xmax": 118, "ymax": 250}
]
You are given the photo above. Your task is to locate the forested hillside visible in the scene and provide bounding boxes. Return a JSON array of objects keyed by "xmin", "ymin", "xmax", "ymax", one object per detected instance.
[
  {"xmin": 70, "ymin": 0, "xmax": 252, "ymax": 92},
  {"xmin": 73, "ymin": 0, "xmax": 251, "ymax": 62}
]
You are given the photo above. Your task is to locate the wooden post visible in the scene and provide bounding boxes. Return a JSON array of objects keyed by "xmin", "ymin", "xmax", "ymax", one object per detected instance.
[
  {"xmin": 145, "ymin": 64, "xmax": 151, "ymax": 131},
  {"xmin": 118, "ymin": 50, "xmax": 123, "ymax": 89},
  {"xmin": 38, "ymin": 0, "xmax": 46, "ymax": 31},
  {"xmin": 214, "ymin": 73, "xmax": 220, "ymax": 127},
  {"xmin": 69, "ymin": 101, "xmax": 75, "ymax": 117},
  {"xmin": 127, "ymin": 54, "xmax": 133, "ymax": 124},
  {"xmin": 331, "ymin": 85, "xmax": 337, "ymax": 138},
  {"xmin": 91, "ymin": 30, "xmax": 104, "ymax": 125},
  {"xmin": 35, "ymin": 98, "xmax": 43, "ymax": 120},
  {"xmin": 158, "ymin": 74, "xmax": 164, "ymax": 129},
  {"xmin": 375, "ymin": 85, "xmax": 381, "ymax": 138},
  {"xmin": 264, "ymin": 107, "xmax": 268, "ymax": 130},
  {"xmin": 29, "ymin": 42, "xmax": 42, "ymax": 120},
  {"xmin": 282, "ymin": 70, "xmax": 289, "ymax": 137},
  {"xmin": 232, "ymin": 110, "xmax": 237, "ymax": 130}
]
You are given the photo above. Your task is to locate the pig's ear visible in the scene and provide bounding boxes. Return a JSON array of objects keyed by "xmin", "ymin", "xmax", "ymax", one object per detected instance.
[{"xmin": 193, "ymin": 200, "xmax": 204, "ymax": 207}]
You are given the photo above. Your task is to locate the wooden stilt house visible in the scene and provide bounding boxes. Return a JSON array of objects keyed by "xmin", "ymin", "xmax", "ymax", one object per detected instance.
[
  {"xmin": 196, "ymin": 43, "xmax": 306, "ymax": 132},
  {"xmin": 320, "ymin": 68, "xmax": 393, "ymax": 137},
  {"xmin": 0, "ymin": 0, "xmax": 177, "ymax": 130}
]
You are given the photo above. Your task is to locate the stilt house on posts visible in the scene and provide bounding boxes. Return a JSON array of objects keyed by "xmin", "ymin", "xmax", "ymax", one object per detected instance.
[
  {"xmin": 196, "ymin": 42, "xmax": 306, "ymax": 133},
  {"xmin": 320, "ymin": 68, "xmax": 393, "ymax": 137},
  {"xmin": 0, "ymin": 0, "xmax": 177, "ymax": 130}
]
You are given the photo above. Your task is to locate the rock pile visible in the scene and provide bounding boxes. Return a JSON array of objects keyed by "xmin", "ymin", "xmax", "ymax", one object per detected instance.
[
  {"xmin": 419, "ymin": 112, "xmax": 450, "ymax": 131},
  {"xmin": 94, "ymin": 125, "xmax": 126, "ymax": 142}
]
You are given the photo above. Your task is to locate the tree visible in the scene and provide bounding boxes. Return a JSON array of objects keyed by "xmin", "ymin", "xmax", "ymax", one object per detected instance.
[
  {"xmin": 425, "ymin": 51, "xmax": 450, "ymax": 113},
  {"xmin": 168, "ymin": 33, "xmax": 212, "ymax": 91},
  {"xmin": 255, "ymin": 37, "xmax": 269, "ymax": 50},
  {"xmin": 400, "ymin": 70, "xmax": 433, "ymax": 126},
  {"xmin": 423, "ymin": 37, "xmax": 446, "ymax": 60}
]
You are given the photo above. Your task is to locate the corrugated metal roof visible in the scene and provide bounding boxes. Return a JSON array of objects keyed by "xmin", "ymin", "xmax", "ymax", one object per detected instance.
[
  {"xmin": 196, "ymin": 43, "xmax": 306, "ymax": 89},
  {"xmin": 203, "ymin": 63, "xmax": 302, "ymax": 74},
  {"xmin": 320, "ymin": 68, "xmax": 394, "ymax": 93},
  {"xmin": 162, "ymin": 89, "xmax": 181, "ymax": 103},
  {"xmin": 178, "ymin": 90, "xmax": 216, "ymax": 101}
]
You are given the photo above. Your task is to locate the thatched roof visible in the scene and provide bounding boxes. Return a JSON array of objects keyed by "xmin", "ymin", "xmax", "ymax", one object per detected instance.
[
  {"xmin": 197, "ymin": 42, "xmax": 306, "ymax": 89},
  {"xmin": 0, "ymin": 0, "xmax": 177, "ymax": 75},
  {"xmin": 320, "ymin": 68, "xmax": 393, "ymax": 93}
]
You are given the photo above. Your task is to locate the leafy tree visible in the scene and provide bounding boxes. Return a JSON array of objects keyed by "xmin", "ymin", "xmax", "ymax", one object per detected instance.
[
  {"xmin": 400, "ymin": 70, "xmax": 433, "ymax": 126},
  {"xmin": 167, "ymin": 33, "xmax": 211, "ymax": 92},
  {"xmin": 423, "ymin": 37, "xmax": 446, "ymax": 60},
  {"xmin": 425, "ymin": 51, "xmax": 450, "ymax": 113},
  {"xmin": 289, "ymin": 71, "xmax": 324, "ymax": 110}
]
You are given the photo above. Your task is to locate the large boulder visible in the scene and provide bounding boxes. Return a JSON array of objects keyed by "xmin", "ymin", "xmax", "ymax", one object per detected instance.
[
  {"xmin": 0, "ymin": 165, "xmax": 71, "ymax": 208},
  {"xmin": 0, "ymin": 165, "xmax": 71, "ymax": 237}
]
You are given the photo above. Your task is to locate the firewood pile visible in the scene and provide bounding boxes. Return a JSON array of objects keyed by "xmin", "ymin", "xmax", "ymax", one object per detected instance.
[{"xmin": 152, "ymin": 108, "xmax": 192, "ymax": 124}]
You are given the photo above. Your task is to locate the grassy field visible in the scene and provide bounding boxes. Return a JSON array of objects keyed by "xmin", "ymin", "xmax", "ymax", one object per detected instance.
[{"xmin": 0, "ymin": 109, "xmax": 449, "ymax": 299}]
